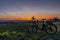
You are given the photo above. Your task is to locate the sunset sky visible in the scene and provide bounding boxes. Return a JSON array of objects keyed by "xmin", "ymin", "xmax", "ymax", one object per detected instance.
[{"xmin": 0, "ymin": 0, "xmax": 60, "ymax": 20}]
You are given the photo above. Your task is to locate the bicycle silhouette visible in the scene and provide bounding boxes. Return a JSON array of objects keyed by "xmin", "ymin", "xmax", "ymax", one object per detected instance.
[{"xmin": 29, "ymin": 17, "xmax": 57, "ymax": 34}]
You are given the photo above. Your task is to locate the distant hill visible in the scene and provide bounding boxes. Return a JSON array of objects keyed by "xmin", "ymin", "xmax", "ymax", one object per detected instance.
[
  {"xmin": 0, "ymin": 20, "xmax": 32, "ymax": 24},
  {"xmin": 0, "ymin": 19, "xmax": 60, "ymax": 24}
]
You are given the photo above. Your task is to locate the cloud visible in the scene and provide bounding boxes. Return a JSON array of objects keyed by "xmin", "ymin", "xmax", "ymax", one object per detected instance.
[
  {"xmin": 0, "ymin": 10, "xmax": 15, "ymax": 18},
  {"xmin": 0, "ymin": 11, "xmax": 8, "ymax": 15}
]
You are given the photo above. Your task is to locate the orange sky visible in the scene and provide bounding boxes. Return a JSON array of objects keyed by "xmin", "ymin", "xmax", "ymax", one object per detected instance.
[{"xmin": 0, "ymin": 15, "xmax": 60, "ymax": 20}]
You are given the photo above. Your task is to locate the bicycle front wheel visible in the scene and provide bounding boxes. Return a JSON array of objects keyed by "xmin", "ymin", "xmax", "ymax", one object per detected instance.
[{"xmin": 29, "ymin": 24, "xmax": 38, "ymax": 33}]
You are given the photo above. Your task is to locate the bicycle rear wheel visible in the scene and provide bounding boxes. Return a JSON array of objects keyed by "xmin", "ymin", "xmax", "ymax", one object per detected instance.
[{"xmin": 46, "ymin": 24, "xmax": 57, "ymax": 34}]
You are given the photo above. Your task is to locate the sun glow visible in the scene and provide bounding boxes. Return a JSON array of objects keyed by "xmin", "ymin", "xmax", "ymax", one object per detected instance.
[{"xmin": 0, "ymin": 15, "xmax": 59, "ymax": 20}]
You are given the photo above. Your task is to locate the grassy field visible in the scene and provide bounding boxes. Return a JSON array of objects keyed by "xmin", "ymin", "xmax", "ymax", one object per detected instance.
[{"xmin": 0, "ymin": 22, "xmax": 60, "ymax": 40}]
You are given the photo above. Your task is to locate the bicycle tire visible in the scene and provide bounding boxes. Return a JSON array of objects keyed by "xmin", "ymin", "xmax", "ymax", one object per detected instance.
[
  {"xmin": 46, "ymin": 24, "xmax": 57, "ymax": 34},
  {"xmin": 29, "ymin": 24, "xmax": 39, "ymax": 33}
]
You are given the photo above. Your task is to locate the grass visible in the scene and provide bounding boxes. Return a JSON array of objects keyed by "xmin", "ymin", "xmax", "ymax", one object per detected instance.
[{"xmin": 0, "ymin": 22, "xmax": 60, "ymax": 40}]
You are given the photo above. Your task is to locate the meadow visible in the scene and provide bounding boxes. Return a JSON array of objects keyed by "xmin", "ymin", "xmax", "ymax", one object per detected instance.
[{"xmin": 0, "ymin": 22, "xmax": 60, "ymax": 40}]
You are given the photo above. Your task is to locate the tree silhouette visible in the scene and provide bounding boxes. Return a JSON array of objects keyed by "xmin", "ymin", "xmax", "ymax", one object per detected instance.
[{"xmin": 53, "ymin": 17, "xmax": 59, "ymax": 22}]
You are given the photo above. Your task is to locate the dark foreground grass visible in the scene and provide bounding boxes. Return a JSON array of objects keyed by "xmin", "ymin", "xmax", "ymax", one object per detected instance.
[{"xmin": 0, "ymin": 22, "xmax": 60, "ymax": 40}]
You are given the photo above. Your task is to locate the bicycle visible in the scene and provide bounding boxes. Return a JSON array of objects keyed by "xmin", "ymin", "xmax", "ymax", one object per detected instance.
[{"xmin": 29, "ymin": 19, "xmax": 57, "ymax": 34}]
